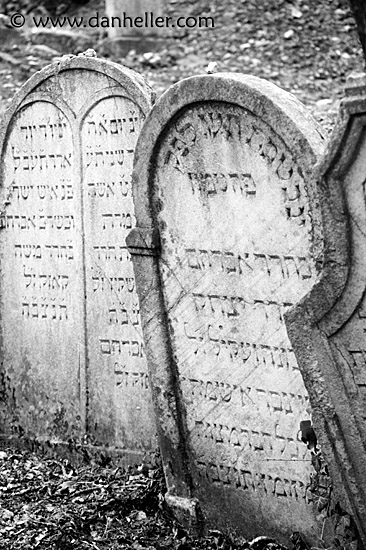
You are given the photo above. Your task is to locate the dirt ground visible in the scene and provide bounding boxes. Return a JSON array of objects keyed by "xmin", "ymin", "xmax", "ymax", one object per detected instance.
[
  {"xmin": 0, "ymin": 0, "xmax": 365, "ymax": 548},
  {"xmin": 0, "ymin": 445, "xmax": 341, "ymax": 550}
]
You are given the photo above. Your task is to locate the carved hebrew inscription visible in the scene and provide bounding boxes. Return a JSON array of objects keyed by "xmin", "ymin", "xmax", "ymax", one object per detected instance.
[
  {"xmin": 82, "ymin": 97, "xmax": 153, "ymax": 449},
  {"xmin": 153, "ymin": 102, "xmax": 322, "ymax": 516},
  {"xmin": 0, "ymin": 102, "xmax": 82, "ymax": 436},
  {"xmin": 0, "ymin": 70, "xmax": 156, "ymax": 454}
]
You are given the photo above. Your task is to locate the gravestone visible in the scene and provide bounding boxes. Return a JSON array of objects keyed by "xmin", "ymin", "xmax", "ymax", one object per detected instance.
[
  {"xmin": 285, "ymin": 72, "xmax": 366, "ymax": 548},
  {"xmin": 0, "ymin": 57, "xmax": 157, "ymax": 462},
  {"xmin": 127, "ymin": 74, "xmax": 325, "ymax": 543}
]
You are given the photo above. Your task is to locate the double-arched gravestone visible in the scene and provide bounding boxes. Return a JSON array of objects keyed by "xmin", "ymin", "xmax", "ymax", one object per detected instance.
[
  {"xmin": 0, "ymin": 57, "xmax": 156, "ymax": 462},
  {"xmin": 127, "ymin": 74, "xmax": 325, "ymax": 543}
]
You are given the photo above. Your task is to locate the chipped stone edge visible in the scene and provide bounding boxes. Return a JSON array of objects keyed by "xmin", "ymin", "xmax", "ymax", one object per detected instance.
[{"xmin": 165, "ymin": 494, "xmax": 204, "ymax": 534}]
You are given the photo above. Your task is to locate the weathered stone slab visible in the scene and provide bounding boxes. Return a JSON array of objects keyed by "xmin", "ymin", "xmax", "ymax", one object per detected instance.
[
  {"xmin": 0, "ymin": 57, "xmax": 157, "ymax": 462},
  {"xmin": 286, "ymin": 72, "xmax": 366, "ymax": 548},
  {"xmin": 127, "ymin": 74, "xmax": 325, "ymax": 543},
  {"xmin": 29, "ymin": 29, "xmax": 94, "ymax": 54}
]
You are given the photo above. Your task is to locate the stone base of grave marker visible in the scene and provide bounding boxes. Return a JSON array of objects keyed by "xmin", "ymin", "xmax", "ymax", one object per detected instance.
[{"xmin": 99, "ymin": 36, "xmax": 166, "ymax": 57}]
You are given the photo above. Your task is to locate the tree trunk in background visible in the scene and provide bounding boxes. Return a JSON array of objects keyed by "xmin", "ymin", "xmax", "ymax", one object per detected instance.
[{"xmin": 348, "ymin": 0, "xmax": 366, "ymax": 62}]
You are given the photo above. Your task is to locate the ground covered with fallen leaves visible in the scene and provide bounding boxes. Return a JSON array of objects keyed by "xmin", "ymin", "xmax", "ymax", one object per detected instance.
[
  {"xmin": 0, "ymin": 1, "xmax": 365, "ymax": 549},
  {"xmin": 0, "ymin": 447, "xmax": 252, "ymax": 550}
]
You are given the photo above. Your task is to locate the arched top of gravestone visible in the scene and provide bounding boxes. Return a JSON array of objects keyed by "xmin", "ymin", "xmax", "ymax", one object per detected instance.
[
  {"xmin": 0, "ymin": 57, "xmax": 154, "ymax": 162},
  {"xmin": 131, "ymin": 73, "xmax": 325, "ymax": 235}
]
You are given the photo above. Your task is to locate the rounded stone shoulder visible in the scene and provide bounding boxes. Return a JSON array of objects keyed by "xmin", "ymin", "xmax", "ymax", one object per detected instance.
[
  {"xmin": 137, "ymin": 73, "xmax": 324, "ymax": 160},
  {"xmin": 0, "ymin": 57, "xmax": 154, "ymax": 153}
]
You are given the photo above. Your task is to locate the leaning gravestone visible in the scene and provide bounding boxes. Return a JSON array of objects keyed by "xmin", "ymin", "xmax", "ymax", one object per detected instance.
[
  {"xmin": 0, "ymin": 56, "xmax": 157, "ymax": 462},
  {"xmin": 127, "ymin": 74, "xmax": 325, "ymax": 543}
]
